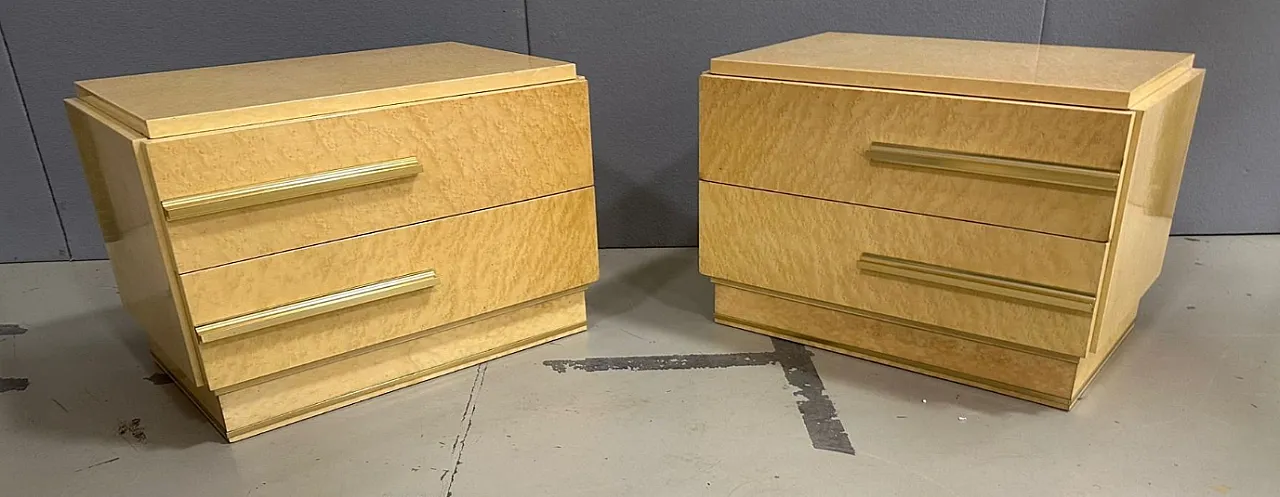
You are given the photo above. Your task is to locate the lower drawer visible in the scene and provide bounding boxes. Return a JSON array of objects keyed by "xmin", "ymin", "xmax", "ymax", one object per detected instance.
[
  {"xmin": 712, "ymin": 284, "xmax": 1112, "ymax": 409},
  {"xmin": 699, "ymin": 181, "xmax": 1105, "ymax": 356},
  {"xmin": 185, "ymin": 187, "xmax": 598, "ymax": 390},
  {"xmin": 160, "ymin": 290, "xmax": 587, "ymax": 441}
]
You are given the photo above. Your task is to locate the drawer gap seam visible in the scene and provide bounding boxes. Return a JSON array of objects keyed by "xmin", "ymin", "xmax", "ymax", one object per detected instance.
[
  {"xmin": 176, "ymin": 184, "xmax": 595, "ymax": 275},
  {"xmin": 696, "ymin": 179, "xmax": 1111, "ymax": 243}
]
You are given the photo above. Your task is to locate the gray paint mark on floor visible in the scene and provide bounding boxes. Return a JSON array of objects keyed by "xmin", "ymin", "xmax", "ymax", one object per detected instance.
[
  {"xmin": 542, "ymin": 337, "xmax": 855, "ymax": 456},
  {"xmin": 544, "ymin": 351, "xmax": 777, "ymax": 373},
  {"xmin": 144, "ymin": 372, "xmax": 174, "ymax": 385},
  {"xmin": 771, "ymin": 339, "xmax": 855, "ymax": 455},
  {"xmin": 0, "ymin": 377, "xmax": 30, "ymax": 392},
  {"xmin": 0, "ymin": 324, "xmax": 27, "ymax": 335}
]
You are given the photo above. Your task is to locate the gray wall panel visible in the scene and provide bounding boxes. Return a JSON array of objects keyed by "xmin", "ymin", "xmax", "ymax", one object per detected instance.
[
  {"xmin": 0, "ymin": 22, "xmax": 67, "ymax": 262},
  {"xmin": 1043, "ymin": 1, "xmax": 1280, "ymax": 235},
  {"xmin": 527, "ymin": 1, "xmax": 1048, "ymax": 247},
  {"xmin": 0, "ymin": 0, "xmax": 528, "ymax": 259}
]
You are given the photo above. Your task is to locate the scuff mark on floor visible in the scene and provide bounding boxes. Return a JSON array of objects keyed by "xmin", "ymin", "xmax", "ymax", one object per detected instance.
[
  {"xmin": 0, "ymin": 377, "xmax": 30, "ymax": 393},
  {"xmin": 74, "ymin": 457, "xmax": 120, "ymax": 473},
  {"xmin": 144, "ymin": 372, "xmax": 174, "ymax": 385},
  {"xmin": 443, "ymin": 364, "xmax": 487, "ymax": 497},
  {"xmin": 52, "ymin": 398, "xmax": 69, "ymax": 413},
  {"xmin": 117, "ymin": 418, "xmax": 147, "ymax": 444},
  {"xmin": 617, "ymin": 327, "xmax": 656, "ymax": 344}
]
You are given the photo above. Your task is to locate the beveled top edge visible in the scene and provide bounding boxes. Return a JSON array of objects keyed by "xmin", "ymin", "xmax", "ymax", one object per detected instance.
[
  {"xmin": 710, "ymin": 32, "xmax": 1194, "ymax": 109},
  {"xmin": 76, "ymin": 42, "xmax": 577, "ymax": 138}
]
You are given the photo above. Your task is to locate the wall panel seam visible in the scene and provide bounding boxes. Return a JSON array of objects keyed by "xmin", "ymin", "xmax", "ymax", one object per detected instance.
[
  {"xmin": 522, "ymin": 0, "xmax": 532, "ymax": 54},
  {"xmin": 1037, "ymin": 0, "xmax": 1049, "ymax": 44},
  {"xmin": 0, "ymin": 17, "xmax": 71, "ymax": 260}
]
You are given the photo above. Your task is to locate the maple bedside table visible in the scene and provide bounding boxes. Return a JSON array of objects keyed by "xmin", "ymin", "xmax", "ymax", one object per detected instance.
[
  {"xmin": 699, "ymin": 33, "xmax": 1203, "ymax": 409},
  {"xmin": 67, "ymin": 42, "xmax": 598, "ymax": 440}
]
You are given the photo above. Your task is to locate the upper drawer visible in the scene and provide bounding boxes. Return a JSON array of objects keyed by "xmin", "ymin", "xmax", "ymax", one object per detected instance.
[
  {"xmin": 185, "ymin": 187, "xmax": 599, "ymax": 390},
  {"xmin": 699, "ymin": 75, "xmax": 1134, "ymax": 241},
  {"xmin": 699, "ymin": 182, "xmax": 1105, "ymax": 357},
  {"xmin": 147, "ymin": 79, "xmax": 593, "ymax": 272}
]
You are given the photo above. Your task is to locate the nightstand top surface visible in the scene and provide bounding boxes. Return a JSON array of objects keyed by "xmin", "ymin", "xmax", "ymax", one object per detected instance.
[
  {"xmin": 710, "ymin": 32, "xmax": 1194, "ymax": 109},
  {"xmin": 75, "ymin": 42, "xmax": 577, "ymax": 138}
]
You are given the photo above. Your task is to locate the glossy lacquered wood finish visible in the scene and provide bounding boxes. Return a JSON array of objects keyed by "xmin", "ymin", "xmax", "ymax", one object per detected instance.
[
  {"xmin": 76, "ymin": 42, "xmax": 577, "ymax": 138},
  {"xmin": 699, "ymin": 75, "xmax": 1127, "ymax": 240},
  {"xmin": 1088, "ymin": 69, "xmax": 1205, "ymax": 359},
  {"xmin": 68, "ymin": 42, "xmax": 599, "ymax": 439},
  {"xmin": 700, "ymin": 182, "xmax": 1101, "ymax": 356},
  {"xmin": 65, "ymin": 99, "xmax": 206, "ymax": 386},
  {"xmin": 190, "ymin": 188, "xmax": 597, "ymax": 391},
  {"xmin": 157, "ymin": 79, "xmax": 594, "ymax": 272},
  {"xmin": 699, "ymin": 34, "xmax": 1204, "ymax": 408},
  {"xmin": 710, "ymin": 32, "xmax": 1193, "ymax": 109}
]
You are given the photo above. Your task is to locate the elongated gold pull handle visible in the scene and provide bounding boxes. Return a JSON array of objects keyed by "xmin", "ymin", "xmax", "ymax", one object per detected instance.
[
  {"xmin": 867, "ymin": 143, "xmax": 1119, "ymax": 192},
  {"xmin": 195, "ymin": 269, "xmax": 438, "ymax": 343},
  {"xmin": 857, "ymin": 254, "xmax": 1096, "ymax": 314},
  {"xmin": 163, "ymin": 157, "xmax": 421, "ymax": 221}
]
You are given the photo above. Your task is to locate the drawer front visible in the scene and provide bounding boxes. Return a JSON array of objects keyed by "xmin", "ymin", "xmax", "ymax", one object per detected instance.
[
  {"xmin": 714, "ymin": 285, "xmax": 1079, "ymax": 402},
  {"xmin": 146, "ymin": 78, "xmax": 593, "ymax": 272},
  {"xmin": 218, "ymin": 292, "xmax": 586, "ymax": 435},
  {"xmin": 699, "ymin": 74, "xmax": 1133, "ymax": 241},
  {"xmin": 186, "ymin": 187, "xmax": 598, "ymax": 390},
  {"xmin": 698, "ymin": 182, "xmax": 1104, "ymax": 356}
]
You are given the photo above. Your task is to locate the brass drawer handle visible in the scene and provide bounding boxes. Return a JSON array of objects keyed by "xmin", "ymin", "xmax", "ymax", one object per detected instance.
[
  {"xmin": 867, "ymin": 143, "xmax": 1119, "ymax": 192},
  {"xmin": 162, "ymin": 157, "xmax": 421, "ymax": 221},
  {"xmin": 195, "ymin": 269, "xmax": 438, "ymax": 343},
  {"xmin": 857, "ymin": 254, "xmax": 1096, "ymax": 314}
]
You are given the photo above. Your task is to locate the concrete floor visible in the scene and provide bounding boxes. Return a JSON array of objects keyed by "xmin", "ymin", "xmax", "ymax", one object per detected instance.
[{"xmin": 1, "ymin": 238, "xmax": 1276, "ymax": 496}]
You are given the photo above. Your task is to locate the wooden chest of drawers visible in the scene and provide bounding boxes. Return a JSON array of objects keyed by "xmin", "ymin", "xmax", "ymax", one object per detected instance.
[
  {"xmin": 700, "ymin": 33, "xmax": 1204, "ymax": 409},
  {"xmin": 66, "ymin": 42, "xmax": 599, "ymax": 440}
]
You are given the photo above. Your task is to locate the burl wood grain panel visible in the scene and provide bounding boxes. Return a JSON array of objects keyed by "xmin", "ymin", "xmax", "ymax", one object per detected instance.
[
  {"xmin": 76, "ymin": 42, "xmax": 577, "ymax": 138},
  {"xmin": 219, "ymin": 292, "xmax": 587, "ymax": 440},
  {"xmin": 1086, "ymin": 69, "xmax": 1204, "ymax": 364},
  {"xmin": 714, "ymin": 284, "xmax": 1078, "ymax": 404},
  {"xmin": 699, "ymin": 182, "xmax": 1103, "ymax": 356},
  {"xmin": 700, "ymin": 75, "xmax": 1131, "ymax": 241},
  {"xmin": 190, "ymin": 188, "xmax": 598, "ymax": 390},
  {"xmin": 65, "ymin": 99, "xmax": 207, "ymax": 386},
  {"xmin": 154, "ymin": 79, "xmax": 593, "ymax": 272}
]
